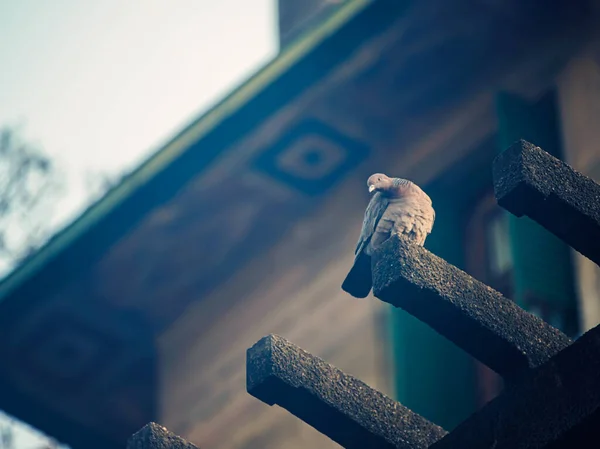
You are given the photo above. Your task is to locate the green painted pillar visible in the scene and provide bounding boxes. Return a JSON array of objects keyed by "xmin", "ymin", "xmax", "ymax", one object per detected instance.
[
  {"xmin": 388, "ymin": 91, "xmax": 579, "ymax": 432},
  {"xmin": 390, "ymin": 165, "xmax": 492, "ymax": 430},
  {"xmin": 495, "ymin": 91, "xmax": 578, "ymax": 336}
]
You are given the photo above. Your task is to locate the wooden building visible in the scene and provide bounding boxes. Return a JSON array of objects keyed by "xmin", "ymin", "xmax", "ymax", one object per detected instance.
[{"xmin": 1, "ymin": 0, "xmax": 600, "ymax": 448}]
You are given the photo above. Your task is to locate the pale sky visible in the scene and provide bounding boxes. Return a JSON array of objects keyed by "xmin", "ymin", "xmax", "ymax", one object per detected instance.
[
  {"xmin": 0, "ymin": 0, "xmax": 276, "ymax": 446},
  {"xmin": 0, "ymin": 0, "xmax": 277, "ymax": 238}
]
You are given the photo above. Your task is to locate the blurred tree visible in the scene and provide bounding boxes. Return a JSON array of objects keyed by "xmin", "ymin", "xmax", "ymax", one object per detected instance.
[
  {"xmin": 0, "ymin": 127, "xmax": 64, "ymax": 444},
  {"xmin": 0, "ymin": 411, "xmax": 65, "ymax": 449},
  {"xmin": 0, "ymin": 126, "xmax": 64, "ymax": 270},
  {"xmin": 0, "ymin": 418, "xmax": 13, "ymax": 449},
  {"xmin": 0, "ymin": 125, "xmax": 100, "ymax": 449}
]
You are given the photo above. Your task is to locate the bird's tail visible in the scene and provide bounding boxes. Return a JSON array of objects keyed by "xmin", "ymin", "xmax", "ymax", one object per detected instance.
[{"xmin": 341, "ymin": 251, "xmax": 372, "ymax": 298}]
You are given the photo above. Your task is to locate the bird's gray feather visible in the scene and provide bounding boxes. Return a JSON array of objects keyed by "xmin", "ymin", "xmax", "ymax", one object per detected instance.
[{"xmin": 354, "ymin": 192, "xmax": 389, "ymax": 256}]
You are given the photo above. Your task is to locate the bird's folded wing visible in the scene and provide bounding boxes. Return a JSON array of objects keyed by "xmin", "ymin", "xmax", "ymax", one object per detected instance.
[{"xmin": 355, "ymin": 192, "xmax": 389, "ymax": 256}]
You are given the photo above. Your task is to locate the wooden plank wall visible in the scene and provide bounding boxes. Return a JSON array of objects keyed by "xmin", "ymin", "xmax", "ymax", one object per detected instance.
[
  {"xmin": 157, "ymin": 174, "xmax": 392, "ymax": 449},
  {"xmin": 154, "ymin": 88, "xmax": 502, "ymax": 449}
]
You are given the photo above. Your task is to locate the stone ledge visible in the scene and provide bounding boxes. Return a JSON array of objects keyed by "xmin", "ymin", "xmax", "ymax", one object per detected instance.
[
  {"xmin": 372, "ymin": 235, "xmax": 572, "ymax": 379},
  {"xmin": 246, "ymin": 334, "xmax": 447, "ymax": 449},
  {"xmin": 493, "ymin": 139, "xmax": 600, "ymax": 266}
]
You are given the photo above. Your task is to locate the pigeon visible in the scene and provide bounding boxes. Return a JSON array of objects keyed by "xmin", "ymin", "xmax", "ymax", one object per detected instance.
[{"xmin": 342, "ymin": 173, "xmax": 435, "ymax": 298}]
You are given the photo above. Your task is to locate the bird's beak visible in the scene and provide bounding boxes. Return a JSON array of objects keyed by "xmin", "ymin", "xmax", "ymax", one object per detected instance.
[{"xmin": 368, "ymin": 185, "xmax": 376, "ymax": 193}]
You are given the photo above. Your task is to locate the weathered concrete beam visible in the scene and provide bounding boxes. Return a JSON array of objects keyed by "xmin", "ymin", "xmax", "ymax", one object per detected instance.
[
  {"xmin": 372, "ymin": 236, "xmax": 572, "ymax": 379},
  {"xmin": 493, "ymin": 139, "xmax": 600, "ymax": 266},
  {"xmin": 127, "ymin": 423, "xmax": 199, "ymax": 449},
  {"xmin": 246, "ymin": 334, "xmax": 447, "ymax": 449},
  {"xmin": 432, "ymin": 322, "xmax": 600, "ymax": 449}
]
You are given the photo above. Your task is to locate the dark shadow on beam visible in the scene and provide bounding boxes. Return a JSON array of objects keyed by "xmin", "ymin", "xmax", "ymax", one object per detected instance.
[{"xmin": 432, "ymin": 323, "xmax": 600, "ymax": 449}]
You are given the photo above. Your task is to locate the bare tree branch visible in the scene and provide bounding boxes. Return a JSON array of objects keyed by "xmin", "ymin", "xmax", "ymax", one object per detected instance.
[{"xmin": 0, "ymin": 126, "xmax": 64, "ymax": 268}]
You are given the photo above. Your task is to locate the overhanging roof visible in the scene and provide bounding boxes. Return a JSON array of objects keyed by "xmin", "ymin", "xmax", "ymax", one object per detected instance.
[
  {"xmin": 0, "ymin": 0, "xmax": 412, "ymax": 448},
  {"xmin": 0, "ymin": 0, "xmax": 386, "ymax": 316}
]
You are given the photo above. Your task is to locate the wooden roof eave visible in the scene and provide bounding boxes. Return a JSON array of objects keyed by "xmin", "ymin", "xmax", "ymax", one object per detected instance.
[{"xmin": 0, "ymin": 0, "xmax": 411, "ymax": 322}]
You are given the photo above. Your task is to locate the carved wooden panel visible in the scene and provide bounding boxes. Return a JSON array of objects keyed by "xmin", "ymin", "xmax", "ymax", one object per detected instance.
[{"xmin": 1, "ymin": 291, "xmax": 156, "ymax": 441}]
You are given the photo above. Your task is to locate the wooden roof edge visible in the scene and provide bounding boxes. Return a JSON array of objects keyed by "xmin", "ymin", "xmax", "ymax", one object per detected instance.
[{"xmin": 0, "ymin": 0, "xmax": 376, "ymax": 304}]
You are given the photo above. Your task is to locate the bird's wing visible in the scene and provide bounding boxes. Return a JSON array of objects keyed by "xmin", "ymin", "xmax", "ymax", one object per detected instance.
[
  {"xmin": 344, "ymin": 192, "xmax": 388, "ymax": 298},
  {"xmin": 355, "ymin": 192, "xmax": 389, "ymax": 256}
]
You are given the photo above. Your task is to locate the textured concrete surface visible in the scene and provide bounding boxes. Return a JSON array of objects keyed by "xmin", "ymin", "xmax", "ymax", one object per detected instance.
[
  {"xmin": 493, "ymin": 139, "xmax": 600, "ymax": 265},
  {"xmin": 244, "ymin": 140, "xmax": 600, "ymax": 446},
  {"xmin": 246, "ymin": 334, "xmax": 447, "ymax": 449},
  {"xmin": 127, "ymin": 423, "xmax": 199, "ymax": 449},
  {"xmin": 372, "ymin": 235, "xmax": 572, "ymax": 379},
  {"xmin": 432, "ymin": 323, "xmax": 600, "ymax": 449}
]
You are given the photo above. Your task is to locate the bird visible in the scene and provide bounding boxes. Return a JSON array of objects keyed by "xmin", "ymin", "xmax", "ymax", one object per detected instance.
[{"xmin": 342, "ymin": 173, "xmax": 435, "ymax": 298}]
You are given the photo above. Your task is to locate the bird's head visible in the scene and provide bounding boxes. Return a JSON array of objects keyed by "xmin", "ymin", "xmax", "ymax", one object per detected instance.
[{"xmin": 367, "ymin": 173, "xmax": 393, "ymax": 193}]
